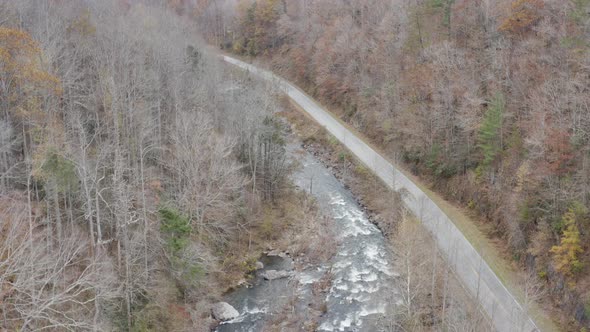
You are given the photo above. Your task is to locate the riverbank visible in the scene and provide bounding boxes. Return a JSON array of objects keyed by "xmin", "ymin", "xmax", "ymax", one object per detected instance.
[
  {"xmin": 223, "ymin": 52, "xmax": 561, "ymax": 332},
  {"xmin": 216, "ymin": 127, "xmax": 397, "ymax": 331},
  {"xmin": 213, "ymin": 97, "xmax": 489, "ymax": 331},
  {"xmin": 279, "ymin": 98, "xmax": 490, "ymax": 331},
  {"xmin": 209, "ymin": 168, "xmax": 341, "ymax": 330}
]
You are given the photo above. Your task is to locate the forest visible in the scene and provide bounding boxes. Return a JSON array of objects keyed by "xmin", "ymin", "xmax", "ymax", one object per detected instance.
[
  {"xmin": 196, "ymin": 0, "xmax": 590, "ymax": 330},
  {"xmin": 0, "ymin": 0, "xmax": 299, "ymax": 330},
  {"xmin": 2, "ymin": 0, "xmax": 590, "ymax": 330}
]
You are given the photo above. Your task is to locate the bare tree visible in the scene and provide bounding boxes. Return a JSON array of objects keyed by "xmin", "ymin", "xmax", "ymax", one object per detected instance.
[{"xmin": 0, "ymin": 197, "xmax": 119, "ymax": 331}]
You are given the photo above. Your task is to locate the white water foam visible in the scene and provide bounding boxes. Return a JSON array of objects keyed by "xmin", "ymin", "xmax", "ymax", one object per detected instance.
[
  {"xmin": 298, "ymin": 268, "xmax": 324, "ymax": 285},
  {"xmin": 319, "ymin": 320, "xmax": 335, "ymax": 331},
  {"xmin": 360, "ymin": 304, "xmax": 388, "ymax": 317},
  {"xmin": 339, "ymin": 316, "xmax": 353, "ymax": 329},
  {"xmin": 329, "ymin": 193, "xmax": 347, "ymax": 206},
  {"xmin": 341, "ymin": 220, "xmax": 373, "ymax": 237}
]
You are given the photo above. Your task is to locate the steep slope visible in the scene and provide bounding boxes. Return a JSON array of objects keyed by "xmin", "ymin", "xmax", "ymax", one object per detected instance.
[
  {"xmin": 197, "ymin": 0, "xmax": 590, "ymax": 329},
  {"xmin": 224, "ymin": 55, "xmax": 544, "ymax": 331}
]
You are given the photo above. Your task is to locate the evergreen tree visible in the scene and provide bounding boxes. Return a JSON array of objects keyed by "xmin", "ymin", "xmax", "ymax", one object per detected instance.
[
  {"xmin": 477, "ymin": 93, "xmax": 505, "ymax": 170},
  {"xmin": 159, "ymin": 207, "xmax": 191, "ymax": 254}
]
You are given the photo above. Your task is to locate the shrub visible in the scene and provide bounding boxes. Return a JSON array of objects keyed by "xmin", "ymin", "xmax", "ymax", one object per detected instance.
[
  {"xmin": 355, "ymin": 164, "xmax": 369, "ymax": 177},
  {"xmin": 338, "ymin": 151, "xmax": 348, "ymax": 162},
  {"xmin": 260, "ymin": 212, "xmax": 274, "ymax": 239}
]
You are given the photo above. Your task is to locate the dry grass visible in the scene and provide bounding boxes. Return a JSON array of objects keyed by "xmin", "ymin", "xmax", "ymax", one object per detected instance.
[{"xmin": 215, "ymin": 186, "xmax": 321, "ymax": 289}]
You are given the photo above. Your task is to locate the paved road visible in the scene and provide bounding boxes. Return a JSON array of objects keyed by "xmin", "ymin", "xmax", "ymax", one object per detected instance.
[{"xmin": 223, "ymin": 55, "xmax": 539, "ymax": 332}]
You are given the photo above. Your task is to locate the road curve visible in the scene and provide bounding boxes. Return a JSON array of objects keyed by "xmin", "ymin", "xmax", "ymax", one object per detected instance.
[{"xmin": 223, "ymin": 55, "xmax": 539, "ymax": 332}]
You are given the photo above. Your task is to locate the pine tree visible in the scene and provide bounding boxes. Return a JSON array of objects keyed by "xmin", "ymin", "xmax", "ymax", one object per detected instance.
[
  {"xmin": 477, "ymin": 93, "xmax": 505, "ymax": 170},
  {"xmin": 159, "ymin": 207, "xmax": 191, "ymax": 254}
]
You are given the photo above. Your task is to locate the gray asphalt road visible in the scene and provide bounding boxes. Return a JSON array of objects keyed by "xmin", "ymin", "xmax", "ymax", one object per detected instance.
[{"xmin": 223, "ymin": 55, "xmax": 539, "ymax": 332}]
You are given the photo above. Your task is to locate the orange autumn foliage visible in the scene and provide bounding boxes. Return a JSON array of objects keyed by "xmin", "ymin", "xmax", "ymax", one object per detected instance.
[
  {"xmin": 0, "ymin": 27, "xmax": 62, "ymax": 97},
  {"xmin": 499, "ymin": 0, "xmax": 544, "ymax": 34},
  {"xmin": 0, "ymin": 27, "xmax": 62, "ymax": 126}
]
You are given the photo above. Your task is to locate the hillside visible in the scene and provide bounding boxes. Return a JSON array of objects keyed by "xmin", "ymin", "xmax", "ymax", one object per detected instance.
[
  {"xmin": 0, "ymin": 1, "xmax": 304, "ymax": 330},
  {"xmin": 198, "ymin": 0, "xmax": 590, "ymax": 330}
]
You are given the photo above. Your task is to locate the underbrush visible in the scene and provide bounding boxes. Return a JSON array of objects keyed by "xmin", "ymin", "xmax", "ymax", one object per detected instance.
[{"xmin": 280, "ymin": 98, "xmax": 490, "ymax": 331}]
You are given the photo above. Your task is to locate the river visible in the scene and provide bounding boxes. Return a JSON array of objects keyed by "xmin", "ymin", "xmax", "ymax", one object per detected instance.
[{"xmin": 217, "ymin": 143, "xmax": 400, "ymax": 331}]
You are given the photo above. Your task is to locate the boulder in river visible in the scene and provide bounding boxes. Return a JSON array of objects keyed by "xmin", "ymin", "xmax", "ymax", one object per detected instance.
[
  {"xmin": 266, "ymin": 249, "xmax": 280, "ymax": 256},
  {"xmin": 267, "ymin": 249, "xmax": 290, "ymax": 258},
  {"xmin": 255, "ymin": 261, "xmax": 264, "ymax": 270},
  {"xmin": 211, "ymin": 302, "xmax": 239, "ymax": 321},
  {"xmin": 261, "ymin": 269, "xmax": 292, "ymax": 280}
]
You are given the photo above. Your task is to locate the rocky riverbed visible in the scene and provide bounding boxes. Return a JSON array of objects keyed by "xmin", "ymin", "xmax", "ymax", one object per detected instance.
[{"xmin": 215, "ymin": 142, "xmax": 401, "ymax": 331}]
